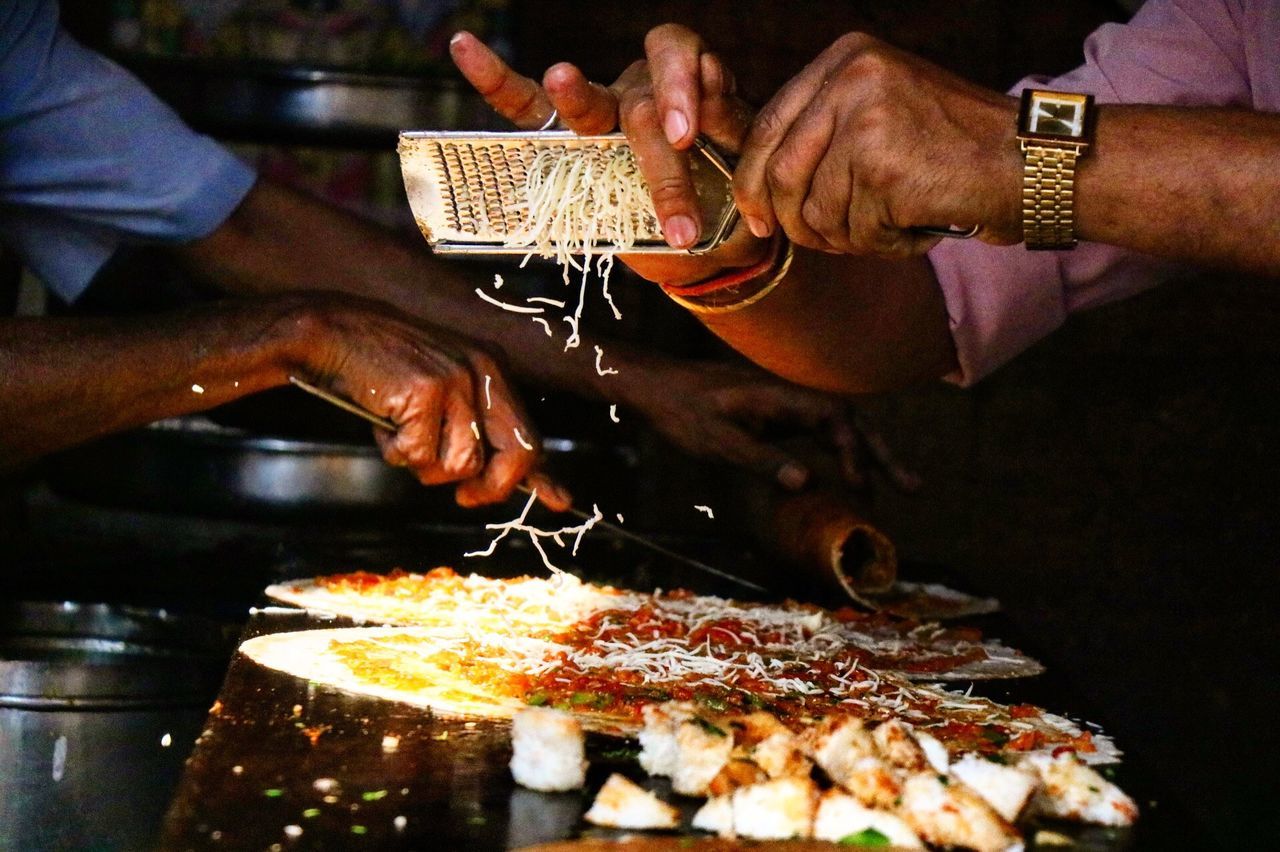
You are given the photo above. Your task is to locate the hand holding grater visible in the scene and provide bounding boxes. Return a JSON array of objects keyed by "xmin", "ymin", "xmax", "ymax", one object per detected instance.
[{"xmin": 397, "ymin": 130, "xmax": 978, "ymax": 257}]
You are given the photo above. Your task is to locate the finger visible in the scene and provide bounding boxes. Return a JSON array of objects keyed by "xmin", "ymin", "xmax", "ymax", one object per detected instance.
[
  {"xmin": 698, "ymin": 52, "xmax": 752, "ymax": 154},
  {"xmin": 714, "ymin": 384, "xmax": 836, "ymax": 428},
  {"xmin": 758, "ymin": 102, "xmax": 841, "ymax": 251},
  {"xmin": 619, "ymin": 84, "xmax": 701, "ymax": 249},
  {"xmin": 735, "ymin": 45, "xmax": 853, "ymax": 238},
  {"xmin": 525, "ymin": 470, "xmax": 573, "ymax": 512},
  {"xmin": 394, "ymin": 383, "xmax": 447, "ymax": 484},
  {"xmin": 374, "ymin": 427, "xmax": 409, "ymax": 468},
  {"xmin": 828, "ymin": 409, "xmax": 868, "ymax": 488},
  {"xmin": 854, "ymin": 414, "xmax": 923, "ymax": 493},
  {"xmin": 456, "ymin": 433, "xmax": 536, "ymax": 506},
  {"xmin": 700, "ymin": 51, "xmax": 736, "ymax": 97},
  {"xmin": 449, "ymin": 31, "xmax": 555, "ymax": 130},
  {"xmin": 616, "ymin": 215, "xmax": 769, "ymax": 287},
  {"xmin": 874, "ymin": 230, "xmax": 944, "ymax": 258},
  {"xmin": 609, "ymin": 59, "xmax": 652, "ymax": 96},
  {"xmin": 438, "ymin": 387, "xmax": 485, "ymax": 480},
  {"xmin": 455, "ymin": 367, "xmax": 539, "ymax": 506},
  {"xmin": 708, "ymin": 422, "xmax": 811, "ymax": 491},
  {"xmin": 645, "ymin": 23, "xmax": 707, "ymax": 149},
  {"xmin": 543, "ymin": 62, "xmax": 619, "ymax": 135},
  {"xmin": 841, "ymin": 160, "xmax": 946, "ymax": 257}
]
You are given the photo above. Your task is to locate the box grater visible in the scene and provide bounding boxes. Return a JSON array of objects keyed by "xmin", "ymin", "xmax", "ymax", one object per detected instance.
[{"xmin": 397, "ymin": 131, "xmax": 740, "ymax": 256}]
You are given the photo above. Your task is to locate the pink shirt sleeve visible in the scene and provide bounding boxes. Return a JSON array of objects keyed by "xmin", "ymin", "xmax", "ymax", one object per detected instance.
[{"xmin": 928, "ymin": 0, "xmax": 1272, "ymax": 385}]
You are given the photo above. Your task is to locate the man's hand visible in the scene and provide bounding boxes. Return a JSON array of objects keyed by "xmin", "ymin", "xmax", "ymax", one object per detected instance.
[
  {"xmin": 449, "ymin": 28, "xmax": 768, "ymax": 285},
  {"xmin": 734, "ymin": 33, "xmax": 1022, "ymax": 257},
  {"xmin": 616, "ymin": 358, "xmax": 917, "ymax": 493},
  {"xmin": 286, "ymin": 295, "xmax": 569, "ymax": 510}
]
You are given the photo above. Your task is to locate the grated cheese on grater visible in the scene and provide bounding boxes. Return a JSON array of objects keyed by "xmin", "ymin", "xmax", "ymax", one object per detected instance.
[{"xmin": 502, "ymin": 145, "xmax": 651, "ymax": 350}]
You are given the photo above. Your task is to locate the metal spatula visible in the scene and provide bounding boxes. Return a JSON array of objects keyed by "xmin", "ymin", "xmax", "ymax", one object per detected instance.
[{"xmin": 287, "ymin": 376, "xmax": 768, "ymax": 595}]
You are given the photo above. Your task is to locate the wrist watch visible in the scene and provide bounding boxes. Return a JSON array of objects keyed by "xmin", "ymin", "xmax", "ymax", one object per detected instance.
[{"xmin": 1016, "ymin": 88, "xmax": 1095, "ymax": 250}]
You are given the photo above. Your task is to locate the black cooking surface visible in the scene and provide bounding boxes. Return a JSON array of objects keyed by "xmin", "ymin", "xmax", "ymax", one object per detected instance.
[
  {"xmin": 153, "ymin": 606, "xmax": 1149, "ymax": 852},
  {"xmin": 1, "ymin": 490, "xmax": 1197, "ymax": 850}
]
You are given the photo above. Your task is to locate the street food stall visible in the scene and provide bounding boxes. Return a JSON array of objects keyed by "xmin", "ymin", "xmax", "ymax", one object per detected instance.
[{"xmin": 2, "ymin": 1, "xmax": 1267, "ymax": 849}]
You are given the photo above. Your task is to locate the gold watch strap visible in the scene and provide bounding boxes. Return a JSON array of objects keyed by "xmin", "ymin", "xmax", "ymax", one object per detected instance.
[{"xmin": 1022, "ymin": 143, "xmax": 1082, "ymax": 250}]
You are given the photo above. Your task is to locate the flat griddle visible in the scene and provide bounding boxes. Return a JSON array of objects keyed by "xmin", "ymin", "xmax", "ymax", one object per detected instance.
[{"xmin": 154, "ymin": 578, "xmax": 1170, "ymax": 851}]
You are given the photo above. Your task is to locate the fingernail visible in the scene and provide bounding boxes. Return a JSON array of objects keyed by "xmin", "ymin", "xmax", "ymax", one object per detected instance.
[
  {"xmin": 665, "ymin": 214, "xmax": 698, "ymax": 248},
  {"xmin": 450, "ymin": 32, "xmax": 465, "ymax": 45},
  {"xmin": 745, "ymin": 215, "xmax": 771, "ymax": 239},
  {"xmin": 778, "ymin": 463, "xmax": 809, "ymax": 491},
  {"xmin": 663, "ymin": 110, "xmax": 689, "ymax": 145}
]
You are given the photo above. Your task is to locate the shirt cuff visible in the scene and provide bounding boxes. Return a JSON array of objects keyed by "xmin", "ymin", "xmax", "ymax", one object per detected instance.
[{"xmin": 928, "ymin": 239, "xmax": 1068, "ymax": 386}]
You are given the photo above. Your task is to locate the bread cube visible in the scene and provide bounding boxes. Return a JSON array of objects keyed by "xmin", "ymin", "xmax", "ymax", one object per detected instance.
[
  {"xmin": 672, "ymin": 717, "xmax": 733, "ymax": 796},
  {"xmin": 509, "ymin": 707, "xmax": 586, "ymax": 792},
  {"xmin": 802, "ymin": 717, "xmax": 899, "ymax": 808},
  {"xmin": 691, "ymin": 794, "xmax": 732, "ymax": 836},
  {"xmin": 730, "ymin": 776, "xmax": 817, "ymax": 840},
  {"xmin": 1021, "ymin": 752, "xmax": 1138, "ymax": 827},
  {"xmin": 750, "ymin": 729, "xmax": 811, "ymax": 779},
  {"xmin": 950, "ymin": 754, "xmax": 1039, "ymax": 823},
  {"xmin": 583, "ymin": 773, "xmax": 680, "ymax": 830},
  {"xmin": 812, "ymin": 788, "xmax": 923, "ymax": 847},
  {"xmin": 872, "ymin": 719, "xmax": 931, "ymax": 771},
  {"xmin": 914, "ymin": 730, "xmax": 950, "ymax": 774},
  {"xmin": 638, "ymin": 701, "xmax": 696, "ymax": 777},
  {"xmin": 899, "ymin": 772, "xmax": 1023, "ymax": 852}
]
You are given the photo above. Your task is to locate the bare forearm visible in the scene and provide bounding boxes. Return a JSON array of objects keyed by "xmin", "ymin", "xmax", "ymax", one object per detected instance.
[
  {"xmin": 0, "ymin": 299, "xmax": 301, "ymax": 467},
  {"xmin": 176, "ymin": 180, "xmax": 657, "ymax": 401},
  {"xmin": 1078, "ymin": 106, "xmax": 1280, "ymax": 276},
  {"xmin": 695, "ymin": 250, "xmax": 957, "ymax": 394}
]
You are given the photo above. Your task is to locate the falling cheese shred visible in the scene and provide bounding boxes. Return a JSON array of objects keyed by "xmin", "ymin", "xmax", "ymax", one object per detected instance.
[
  {"xmin": 485, "ymin": 143, "xmax": 656, "ymax": 352},
  {"xmin": 465, "ymin": 491, "xmax": 604, "ymax": 573},
  {"xmin": 594, "ymin": 345, "xmax": 619, "ymax": 376}
]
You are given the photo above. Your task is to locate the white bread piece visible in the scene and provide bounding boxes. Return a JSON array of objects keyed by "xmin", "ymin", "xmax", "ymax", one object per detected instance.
[
  {"xmin": 872, "ymin": 720, "xmax": 932, "ymax": 771},
  {"xmin": 750, "ymin": 729, "xmax": 811, "ymax": 779},
  {"xmin": 729, "ymin": 711, "xmax": 790, "ymax": 745},
  {"xmin": 707, "ymin": 757, "xmax": 768, "ymax": 797},
  {"xmin": 900, "ymin": 772, "xmax": 1024, "ymax": 852},
  {"xmin": 1021, "ymin": 752, "xmax": 1138, "ymax": 826},
  {"xmin": 812, "ymin": 789, "xmax": 923, "ymax": 848},
  {"xmin": 730, "ymin": 776, "xmax": 817, "ymax": 840},
  {"xmin": 802, "ymin": 716, "xmax": 877, "ymax": 765},
  {"xmin": 583, "ymin": 773, "xmax": 681, "ymax": 830},
  {"xmin": 691, "ymin": 794, "xmax": 732, "ymax": 836},
  {"xmin": 950, "ymin": 754, "xmax": 1039, "ymax": 823},
  {"xmin": 638, "ymin": 701, "xmax": 696, "ymax": 777},
  {"xmin": 914, "ymin": 730, "xmax": 950, "ymax": 774},
  {"xmin": 801, "ymin": 717, "xmax": 899, "ymax": 808},
  {"xmin": 837, "ymin": 756, "xmax": 902, "ymax": 810},
  {"xmin": 509, "ymin": 707, "xmax": 586, "ymax": 792},
  {"xmin": 672, "ymin": 717, "xmax": 734, "ymax": 796}
]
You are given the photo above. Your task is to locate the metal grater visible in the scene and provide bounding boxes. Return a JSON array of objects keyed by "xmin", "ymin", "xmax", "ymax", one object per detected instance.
[{"xmin": 397, "ymin": 131, "xmax": 739, "ymax": 255}]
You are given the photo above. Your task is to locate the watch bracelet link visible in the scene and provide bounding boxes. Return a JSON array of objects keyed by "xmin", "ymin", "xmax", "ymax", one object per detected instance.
[{"xmin": 1021, "ymin": 143, "xmax": 1082, "ymax": 250}]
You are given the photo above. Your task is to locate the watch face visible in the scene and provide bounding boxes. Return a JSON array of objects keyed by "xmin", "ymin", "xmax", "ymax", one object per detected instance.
[{"xmin": 1020, "ymin": 90, "xmax": 1092, "ymax": 140}]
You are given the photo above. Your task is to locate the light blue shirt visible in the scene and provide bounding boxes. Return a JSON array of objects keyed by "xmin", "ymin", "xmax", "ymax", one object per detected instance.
[{"xmin": 0, "ymin": 0, "xmax": 257, "ymax": 302}]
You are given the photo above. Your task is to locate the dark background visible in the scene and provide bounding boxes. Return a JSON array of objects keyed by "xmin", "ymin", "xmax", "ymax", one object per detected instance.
[{"xmin": 9, "ymin": 0, "xmax": 1276, "ymax": 846}]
